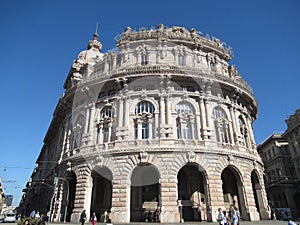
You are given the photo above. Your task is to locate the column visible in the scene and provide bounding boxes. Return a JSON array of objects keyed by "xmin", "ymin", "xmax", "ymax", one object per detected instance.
[
  {"xmin": 199, "ymin": 96, "xmax": 207, "ymax": 138},
  {"xmin": 159, "ymin": 178, "xmax": 180, "ymax": 223},
  {"xmin": 160, "ymin": 95, "xmax": 165, "ymax": 125},
  {"xmin": 118, "ymin": 97, "xmax": 124, "ymax": 127},
  {"xmin": 246, "ymin": 116, "xmax": 256, "ymax": 148},
  {"xmin": 137, "ymin": 119, "xmax": 142, "ymax": 140},
  {"xmin": 124, "ymin": 97, "xmax": 129, "ymax": 128},
  {"xmin": 204, "ymin": 98, "xmax": 211, "ymax": 131},
  {"xmin": 110, "ymin": 182, "xmax": 130, "ymax": 223},
  {"xmin": 228, "ymin": 122, "xmax": 235, "ymax": 145},
  {"xmin": 84, "ymin": 106, "xmax": 90, "ymax": 133},
  {"xmin": 195, "ymin": 113, "xmax": 201, "ymax": 140},
  {"xmin": 63, "ymin": 116, "xmax": 70, "ymax": 154},
  {"xmin": 88, "ymin": 104, "xmax": 96, "ymax": 144},
  {"xmin": 97, "ymin": 125, "xmax": 103, "ymax": 144},
  {"xmin": 148, "ymin": 119, "xmax": 153, "ymax": 139},
  {"xmin": 108, "ymin": 123, "xmax": 112, "ymax": 142},
  {"xmin": 154, "ymin": 112, "xmax": 159, "ymax": 139},
  {"xmin": 229, "ymin": 106, "xmax": 237, "ymax": 143},
  {"xmin": 70, "ymin": 166, "xmax": 92, "ymax": 222},
  {"xmin": 190, "ymin": 117, "xmax": 195, "ymax": 140},
  {"xmin": 166, "ymin": 95, "xmax": 172, "ymax": 125}
]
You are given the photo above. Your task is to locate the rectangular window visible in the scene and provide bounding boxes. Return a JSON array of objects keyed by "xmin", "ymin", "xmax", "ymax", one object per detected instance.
[
  {"xmin": 141, "ymin": 54, "xmax": 148, "ymax": 65},
  {"xmin": 142, "ymin": 122, "xmax": 149, "ymax": 139},
  {"xmin": 182, "ymin": 123, "xmax": 190, "ymax": 139},
  {"xmin": 134, "ymin": 123, "xmax": 138, "ymax": 139},
  {"xmin": 103, "ymin": 127, "xmax": 109, "ymax": 143},
  {"xmin": 178, "ymin": 55, "xmax": 185, "ymax": 66}
]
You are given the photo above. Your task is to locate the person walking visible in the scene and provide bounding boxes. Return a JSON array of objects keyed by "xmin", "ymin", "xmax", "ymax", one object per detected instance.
[
  {"xmin": 80, "ymin": 210, "xmax": 87, "ymax": 225},
  {"xmin": 91, "ymin": 212, "xmax": 97, "ymax": 225},
  {"xmin": 230, "ymin": 205, "xmax": 238, "ymax": 225},
  {"xmin": 216, "ymin": 208, "xmax": 225, "ymax": 225},
  {"xmin": 223, "ymin": 210, "xmax": 228, "ymax": 225}
]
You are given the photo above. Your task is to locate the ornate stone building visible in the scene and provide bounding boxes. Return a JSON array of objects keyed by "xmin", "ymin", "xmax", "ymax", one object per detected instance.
[{"xmin": 19, "ymin": 24, "xmax": 269, "ymax": 223}]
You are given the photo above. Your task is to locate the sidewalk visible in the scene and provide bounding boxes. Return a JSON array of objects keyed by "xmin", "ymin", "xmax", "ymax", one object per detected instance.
[{"xmin": 45, "ymin": 220, "xmax": 299, "ymax": 225}]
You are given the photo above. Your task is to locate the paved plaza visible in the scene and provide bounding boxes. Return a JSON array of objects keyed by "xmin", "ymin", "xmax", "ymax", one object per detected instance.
[{"xmin": 4, "ymin": 220, "xmax": 299, "ymax": 225}]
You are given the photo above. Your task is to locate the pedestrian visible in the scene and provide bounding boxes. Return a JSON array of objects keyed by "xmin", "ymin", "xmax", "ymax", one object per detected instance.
[
  {"xmin": 216, "ymin": 208, "xmax": 225, "ymax": 225},
  {"xmin": 234, "ymin": 207, "xmax": 240, "ymax": 225},
  {"xmin": 80, "ymin": 210, "xmax": 87, "ymax": 225},
  {"xmin": 223, "ymin": 210, "xmax": 228, "ymax": 225},
  {"xmin": 90, "ymin": 212, "xmax": 97, "ymax": 225},
  {"xmin": 35, "ymin": 211, "xmax": 40, "ymax": 219},
  {"xmin": 30, "ymin": 210, "xmax": 36, "ymax": 219},
  {"xmin": 272, "ymin": 209, "xmax": 277, "ymax": 220},
  {"xmin": 230, "ymin": 205, "xmax": 238, "ymax": 225},
  {"xmin": 23, "ymin": 219, "xmax": 30, "ymax": 225}
]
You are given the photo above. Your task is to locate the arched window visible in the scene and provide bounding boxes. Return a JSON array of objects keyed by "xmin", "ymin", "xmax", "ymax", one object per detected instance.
[
  {"xmin": 96, "ymin": 106, "xmax": 113, "ymax": 143},
  {"xmin": 176, "ymin": 102, "xmax": 195, "ymax": 139},
  {"xmin": 134, "ymin": 101, "xmax": 155, "ymax": 139},
  {"xmin": 213, "ymin": 107, "xmax": 231, "ymax": 143},
  {"xmin": 238, "ymin": 116, "xmax": 249, "ymax": 148}
]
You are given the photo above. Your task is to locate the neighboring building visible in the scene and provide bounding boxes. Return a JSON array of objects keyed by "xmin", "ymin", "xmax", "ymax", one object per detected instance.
[
  {"xmin": 19, "ymin": 24, "xmax": 269, "ymax": 223},
  {"xmin": 257, "ymin": 109, "xmax": 300, "ymax": 219},
  {"xmin": 283, "ymin": 109, "xmax": 300, "ymax": 215},
  {"xmin": 0, "ymin": 178, "xmax": 4, "ymax": 213},
  {"xmin": 257, "ymin": 134, "xmax": 298, "ymax": 218},
  {"xmin": 4, "ymin": 195, "xmax": 13, "ymax": 207}
]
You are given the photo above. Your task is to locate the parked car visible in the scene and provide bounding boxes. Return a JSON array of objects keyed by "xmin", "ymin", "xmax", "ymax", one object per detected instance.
[{"xmin": 4, "ymin": 213, "xmax": 15, "ymax": 223}]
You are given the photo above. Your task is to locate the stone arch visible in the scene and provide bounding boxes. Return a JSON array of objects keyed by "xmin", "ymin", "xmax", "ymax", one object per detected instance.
[
  {"xmin": 129, "ymin": 163, "xmax": 161, "ymax": 222},
  {"xmin": 221, "ymin": 165, "xmax": 248, "ymax": 220},
  {"xmin": 129, "ymin": 98, "xmax": 159, "ymax": 114},
  {"xmin": 90, "ymin": 166, "xmax": 113, "ymax": 222},
  {"xmin": 177, "ymin": 162, "xmax": 209, "ymax": 222},
  {"xmin": 173, "ymin": 98, "xmax": 199, "ymax": 114}
]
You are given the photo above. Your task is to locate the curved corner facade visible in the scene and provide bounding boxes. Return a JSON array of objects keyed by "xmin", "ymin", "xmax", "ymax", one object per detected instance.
[{"xmin": 19, "ymin": 25, "xmax": 269, "ymax": 223}]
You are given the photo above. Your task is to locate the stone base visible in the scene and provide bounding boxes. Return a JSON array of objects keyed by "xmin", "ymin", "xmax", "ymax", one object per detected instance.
[
  {"xmin": 249, "ymin": 210, "xmax": 260, "ymax": 221},
  {"xmin": 70, "ymin": 213, "xmax": 80, "ymax": 223},
  {"xmin": 259, "ymin": 210, "xmax": 270, "ymax": 220},
  {"xmin": 110, "ymin": 211, "xmax": 129, "ymax": 223},
  {"xmin": 160, "ymin": 211, "xmax": 180, "ymax": 223}
]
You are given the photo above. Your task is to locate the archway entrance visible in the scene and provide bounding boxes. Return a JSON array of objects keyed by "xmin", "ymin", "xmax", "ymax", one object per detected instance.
[
  {"xmin": 65, "ymin": 171, "xmax": 77, "ymax": 222},
  {"xmin": 91, "ymin": 167, "xmax": 112, "ymax": 222},
  {"xmin": 130, "ymin": 164, "xmax": 160, "ymax": 222},
  {"xmin": 251, "ymin": 170, "xmax": 264, "ymax": 218},
  {"xmin": 177, "ymin": 164, "xmax": 207, "ymax": 222},
  {"xmin": 221, "ymin": 167, "xmax": 248, "ymax": 220}
]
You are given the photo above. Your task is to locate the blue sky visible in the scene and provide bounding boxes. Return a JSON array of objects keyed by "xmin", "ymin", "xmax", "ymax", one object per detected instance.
[{"xmin": 0, "ymin": 0, "xmax": 299, "ymax": 205}]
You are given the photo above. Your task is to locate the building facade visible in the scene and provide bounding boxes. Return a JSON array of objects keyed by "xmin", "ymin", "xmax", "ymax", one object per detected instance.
[
  {"xmin": 257, "ymin": 134, "xmax": 298, "ymax": 218},
  {"xmin": 19, "ymin": 25, "xmax": 269, "ymax": 223},
  {"xmin": 283, "ymin": 110, "xmax": 300, "ymax": 216},
  {"xmin": 257, "ymin": 109, "xmax": 300, "ymax": 219}
]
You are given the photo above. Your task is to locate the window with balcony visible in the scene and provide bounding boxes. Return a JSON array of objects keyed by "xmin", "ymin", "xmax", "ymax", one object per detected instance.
[
  {"xmin": 96, "ymin": 106, "xmax": 113, "ymax": 143},
  {"xmin": 176, "ymin": 102, "xmax": 195, "ymax": 139},
  {"xmin": 238, "ymin": 116, "xmax": 249, "ymax": 148},
  {"xmin": 134, "ymin": 101, "xmax": 155, "ymax": 139},
  {"xmin": 213, "ymin": 107, "xmax": 231, "ymax": 144},
  {"xmin": 141, "ymin": 53, "xmax": 148, "ymax": 65}
]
